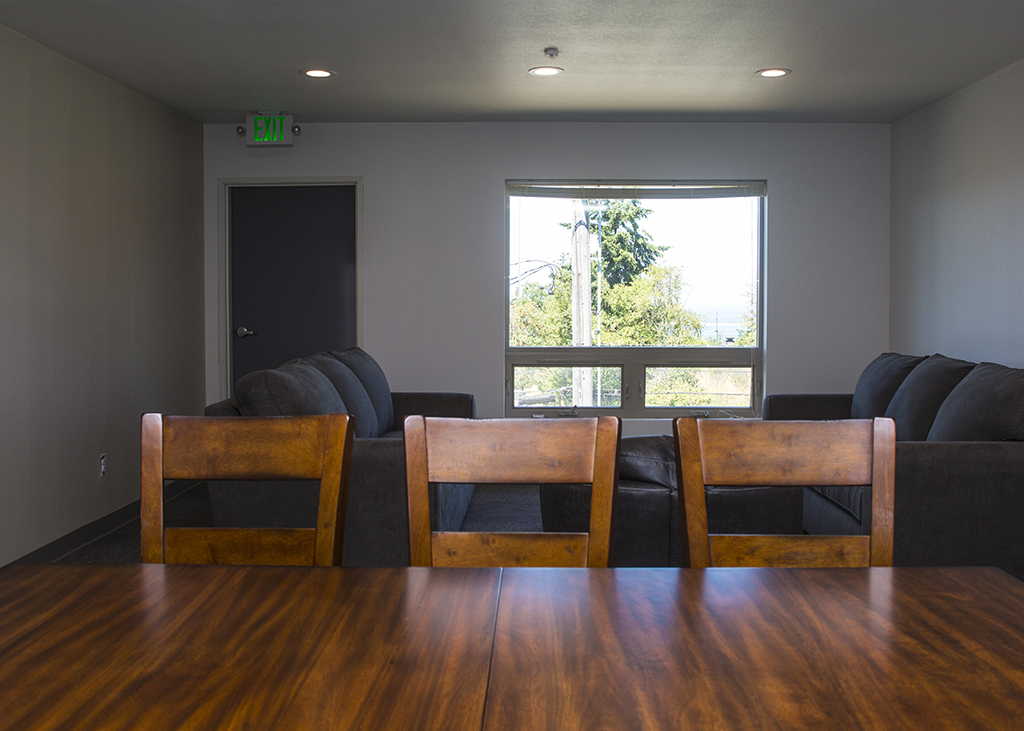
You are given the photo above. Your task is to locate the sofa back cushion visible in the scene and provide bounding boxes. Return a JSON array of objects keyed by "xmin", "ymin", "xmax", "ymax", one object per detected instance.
[
  {"xmin": 927, "ymin": 362, "xmax": 1024, "ymax": 441},
  {"xmin": 331, "ymin": 348, "xmax": 394, "ymax": 432},
  {"xmin": 884, "ymin": 354, "xmax": 976, "ymax": 440},
  {"xmin": 235, "ymin": 361, "xmax": 346, "ymax": 416},
  {"xmin": 304, "ymin": 353, "xmax": 381, "ymax": 437},
  {"xmin": 850, "ymin": 353, "xmax": 926, "ymax": 418}
]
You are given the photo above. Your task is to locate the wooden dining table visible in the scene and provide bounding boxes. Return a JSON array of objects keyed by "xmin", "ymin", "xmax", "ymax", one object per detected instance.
[{"xmin": 1, "ymin": 563, "xmax": 1022, "ymax": 730}]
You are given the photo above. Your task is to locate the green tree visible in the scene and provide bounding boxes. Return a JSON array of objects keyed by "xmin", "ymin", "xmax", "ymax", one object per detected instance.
[
  {"xmin": 600, "ymin": 266, "xmax": 705, "ymax": 346},
  {"xmin": 509, "ymin": 262, "xmax": 706, "ymax": 347},
  {"xmin": 561, "ymin": 199, "xmax": 667, "ymax": 286},
  {"xmin": 592, "ymin": 199, "xmax": 667, "ymax": 286}
]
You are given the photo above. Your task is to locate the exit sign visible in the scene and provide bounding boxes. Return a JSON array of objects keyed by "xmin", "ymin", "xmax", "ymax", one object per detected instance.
[{"xmin": 246, "ymin": 113, "xmax": 294, "ymax": 147}]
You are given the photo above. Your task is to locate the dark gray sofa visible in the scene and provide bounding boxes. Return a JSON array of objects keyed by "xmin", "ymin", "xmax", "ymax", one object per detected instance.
[
  {"xmin": 541, "ymin": 352, "xmax": 1024, "ymax": 578},
  {"xmin": 765, "ymin": 352, "xmax": 1024, "ymax": 580},
  {"xmin": 204, "ymin": 347, "xmax": 476, "ymax": 566}
]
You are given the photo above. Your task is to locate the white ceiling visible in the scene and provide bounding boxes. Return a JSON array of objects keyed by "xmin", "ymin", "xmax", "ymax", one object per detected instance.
[{"xmin": 2, "ymin": 0, "xmax": 1023, "ymax": 124}]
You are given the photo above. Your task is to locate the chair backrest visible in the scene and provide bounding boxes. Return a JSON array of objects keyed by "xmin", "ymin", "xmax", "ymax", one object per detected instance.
[
  {"xmin": 673, "ymin": 417, "xmax": 895, "ymax": 568},
  {"xmin": 404, "ymin": 415, "xmax": 621, "ymax": 567},
  {"xmin": 141, "ymin": 413, "xmax": 353, "ymax": 566}
]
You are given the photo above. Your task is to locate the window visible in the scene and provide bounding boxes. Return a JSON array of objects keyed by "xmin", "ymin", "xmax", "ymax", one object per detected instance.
[{"xmin": 506, "ymin": 180, "xmax": 765, "ymax": 418}]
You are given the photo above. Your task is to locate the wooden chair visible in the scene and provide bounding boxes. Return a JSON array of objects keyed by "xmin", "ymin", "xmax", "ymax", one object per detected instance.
[
  {"xmin": 673, "ymin": 417, "xmax": 896, "ymax": 568},
  {"xmin": 141, "ymin": 413, "xmax": 353, "ymax": 566},
  {"xmin": 404, "ymin": 415, "xmax": 621, "ymax": 567}
]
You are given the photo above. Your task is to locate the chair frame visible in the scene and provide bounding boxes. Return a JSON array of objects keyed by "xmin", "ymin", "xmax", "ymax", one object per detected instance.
[
  {"xmin": 404, "ymin": 415, "xmax": 622, "ymax": 567},
  {"xmin": 141, "ymin": 413, "xmax": 353, "ymax": 566},
  {"xmin": 674, "ymin": 417, "xmax": 896, "ymax": 568}
]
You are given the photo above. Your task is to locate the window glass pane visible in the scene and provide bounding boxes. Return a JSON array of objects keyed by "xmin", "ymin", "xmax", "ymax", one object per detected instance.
[
  {"xmin": 644, "ymin": 367, "xmax": 751, "ymax": 408},
  {"xmin": 513, "ymin": 366, "xmax": 622, "ymax": 408},
  {"xmin": 509, "ymin": 195, "xmax": 759, "ymax": 349}
]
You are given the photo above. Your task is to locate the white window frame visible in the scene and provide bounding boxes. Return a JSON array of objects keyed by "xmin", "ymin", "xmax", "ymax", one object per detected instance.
[{"xmin": 504, "ymin": 180, "xmax": 766, "ymax": 419}]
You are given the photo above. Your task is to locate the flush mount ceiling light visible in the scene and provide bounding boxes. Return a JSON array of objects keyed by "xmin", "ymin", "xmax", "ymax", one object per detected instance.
[
  {"xmin": 304, "ymin": 69, "xmax": 335, "ymax": 78},
  {"xmin": 756, "ymin": 68, "xmax": 791, "ymax": 78},
  {"xmin": 529, "ymin": 46, "xmax": 563, "ymax": 76}
]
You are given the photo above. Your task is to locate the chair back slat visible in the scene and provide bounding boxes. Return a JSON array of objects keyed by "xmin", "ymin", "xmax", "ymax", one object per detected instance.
[
  {"xmin": 141, "ymin": 413, "xmax": 353, "ymax": 566},
  {"xmin": 708, "ymin": 534, "xmax": 871, "ymax": 568},
  {"xmin": 160, "ymin": 416, "xmax": 331, "ymax": 480},
  {"xmin": 164, "ymin": 528, "xmax": 317, "ymax": 566},
  {"xmin": 697, "ymin": 419, "xmax": 875, "ymax": 486},
  {"xmin": 674, "ymin": 417, "xmax": 895, "ymax": 569},
  {"xmin": 405, "ymin": 415, "xmax": 621, "ymax": 568},
  {"xmin": 431, "ymin": 531, "xmax": 590, "ymax": 568},
  {"xmin": 421, "ymin": 418, "xmax": 600, "ymax": 484}
]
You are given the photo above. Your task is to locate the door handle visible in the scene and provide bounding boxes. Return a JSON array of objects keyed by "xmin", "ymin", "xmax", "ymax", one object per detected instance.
[{"xmin": 235, "ymin": 326, "xmax": 258, "ymax": 338}]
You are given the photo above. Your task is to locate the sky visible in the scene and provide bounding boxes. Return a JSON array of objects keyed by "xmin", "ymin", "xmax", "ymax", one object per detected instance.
[{"xmin": 508, "ymin": 195, "xmax": 760, "ymax": 340}]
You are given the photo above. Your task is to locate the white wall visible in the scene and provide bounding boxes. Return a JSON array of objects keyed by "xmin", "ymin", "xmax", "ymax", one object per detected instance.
[
  {"xmin": 204, "ymin": 122, "xmax": 891, "ymax": 421},
  {"xmin": 890, "ymin": 59, "xmax": 1024, "ymax": 367},
  {"xmin": 0, "ymin": 25, "xmax": 205, "ymax": 564}
]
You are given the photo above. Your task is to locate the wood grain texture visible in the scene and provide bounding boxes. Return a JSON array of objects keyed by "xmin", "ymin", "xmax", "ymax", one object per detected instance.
[
  {"xmin": 695, "ymin": 418, "xmax": 875, "ymax": 486},
  {"xmin": 674, "ymin": 417, "xmax": 896, "ymax": 568},
  {"xmin": 708, "ymin": 534, "xmax": 871, "ymax": 567},
  {"xmin": 0, "ymin": 564, "xmax": 500, "ymax": 731},
  {"xmin": 141, "ymin": 413, "xmax": 353, "ymax": 566},
  {"xmin": 415, "ymin": 417, "xmax": 603, "ymax": 484},
  {"xmin": 404, "ymin": 413, "xmax": 433, "ymax": 567},
  {"xmin": 164, "ymin": 528, "xmax": 316, "ymax": 566},
  {"xmin": 484, "ymin": 567, "xmax": 1024, "ymax": 730},
  {"xmin": 870, "ymin": 416, "xmax": 896, "ymax": 566},
  {"xmin": 431, "ymin": 531, "xmax": 589, "ymax": 567},
  {"xmin": 405, "ymin": 415, "xmax": 621, "ymax": 567}
]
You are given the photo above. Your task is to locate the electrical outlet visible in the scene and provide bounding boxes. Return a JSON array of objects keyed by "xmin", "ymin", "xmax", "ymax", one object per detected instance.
[{"xmin": 99, "ymin": 453, "xmax": 106, "ymax": 477}]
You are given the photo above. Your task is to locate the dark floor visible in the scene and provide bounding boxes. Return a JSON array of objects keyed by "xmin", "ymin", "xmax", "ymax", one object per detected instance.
[{"xmin": 55, "ymin": 482, "xmax": 543, "ymax": 564}]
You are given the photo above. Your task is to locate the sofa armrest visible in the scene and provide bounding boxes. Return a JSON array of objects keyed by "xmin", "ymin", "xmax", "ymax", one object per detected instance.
[
  {"xmin": 893, "ymin": 441, "xmax": 1024, "ymax": 580},
  {"xmin": 391, "ymin": 392, "xmax": 476, "ymax": 424},
  {"xmin": 762, "ymin": 394, "xmax": 853, "ymax": 421}
]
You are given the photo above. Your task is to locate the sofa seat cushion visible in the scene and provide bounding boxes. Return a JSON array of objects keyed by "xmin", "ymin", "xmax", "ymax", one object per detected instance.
[
  {"xmin": 305, "ymin": 353, "xmax": 380, "ymax": 437},
  {"xmin": 927, "ymin": 362, "xmax": 1024, "ymax": 441},
  {"xmin": 332, "ymin": 347, "xmax": 395, "ymax": 433},
  {"xmin": 850, "ymin": 352, "xmax": 925, "ymax": 418},
  {"xmin": 884, "ymin": 354, "xmax": 975, "ymax": 441},
  {"xmin": 235, "ymin": 361, "xmax": 346, "ymax": 416}
]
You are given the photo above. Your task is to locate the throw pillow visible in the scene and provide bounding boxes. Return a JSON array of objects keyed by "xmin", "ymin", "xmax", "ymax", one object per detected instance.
[
  {"xmin": 850, "ymin": 353, "xmax": 926, "ymax": 418},
  {"xmin": 305, "ymin": 353, "xmax": 380, "ymax": 438},
  {"xmin": 235, "ymin": 361, "xmax": 346, "ymax": 416},
  {"xmin": 618, "ymin": 435, "xmax": 676, "ymax": 490},
  {"xmin": 330, "ymin": 348, "xmax": 395, "ymax": 432},
  {"xmin": 927, "ymin": 362, "xmax": 1024, "ymax": 441},
  {"xmin": 884, "ymin": 354, "xmax": 976, "ymax": 441}
]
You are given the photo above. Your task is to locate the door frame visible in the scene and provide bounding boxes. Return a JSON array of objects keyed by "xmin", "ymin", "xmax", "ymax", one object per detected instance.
[{"xmin": 216, "ymin": 176, "xmax": 363, "ymax": 399}]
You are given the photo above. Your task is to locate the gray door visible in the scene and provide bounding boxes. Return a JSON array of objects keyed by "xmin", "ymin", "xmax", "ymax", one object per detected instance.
[{"xmin": 229, "ymin": 184, "xmax": 357, "ymax": 387}]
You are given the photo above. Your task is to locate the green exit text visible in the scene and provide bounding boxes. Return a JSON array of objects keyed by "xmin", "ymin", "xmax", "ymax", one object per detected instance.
[{"xmin": 254, "ymin": 115, "xmax": 287, "ymax": 143}]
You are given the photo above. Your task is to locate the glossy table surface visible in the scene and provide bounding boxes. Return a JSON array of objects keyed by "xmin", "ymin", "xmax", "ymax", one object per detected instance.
[
  {"xmin": 1, "ymin": 564, "xmax": 1023, "ymax": 730},
  {"xmin": 0, "ymin": 564, "xmax": 501, "ymax": 731},
  {"xmin": 487, "ymin": 567, "xmax": 1024, "ymax": 729}
]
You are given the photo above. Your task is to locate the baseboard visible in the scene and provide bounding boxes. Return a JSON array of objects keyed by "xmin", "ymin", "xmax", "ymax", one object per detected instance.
[{"xmin": 10, "ymin": 480, "xmax": 201, "ymax": 565}]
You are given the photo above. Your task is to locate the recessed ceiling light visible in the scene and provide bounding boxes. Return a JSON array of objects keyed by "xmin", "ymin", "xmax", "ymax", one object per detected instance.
[
  {"xmin": 756, "ymin": 68, "xmax": 791, "ymax": 78},
  {"xmin": 529, "ymin": 66, "xmax": 563, "ymax": 76},
  {"xmin": 304, "ymin": 69, "xmax": 335, "ymax": 78}
]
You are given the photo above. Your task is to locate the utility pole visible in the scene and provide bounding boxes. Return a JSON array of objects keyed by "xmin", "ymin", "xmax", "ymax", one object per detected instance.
[{"xmin": 571, "ymin": 200, "xmax": 593, "ymax": 407}]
